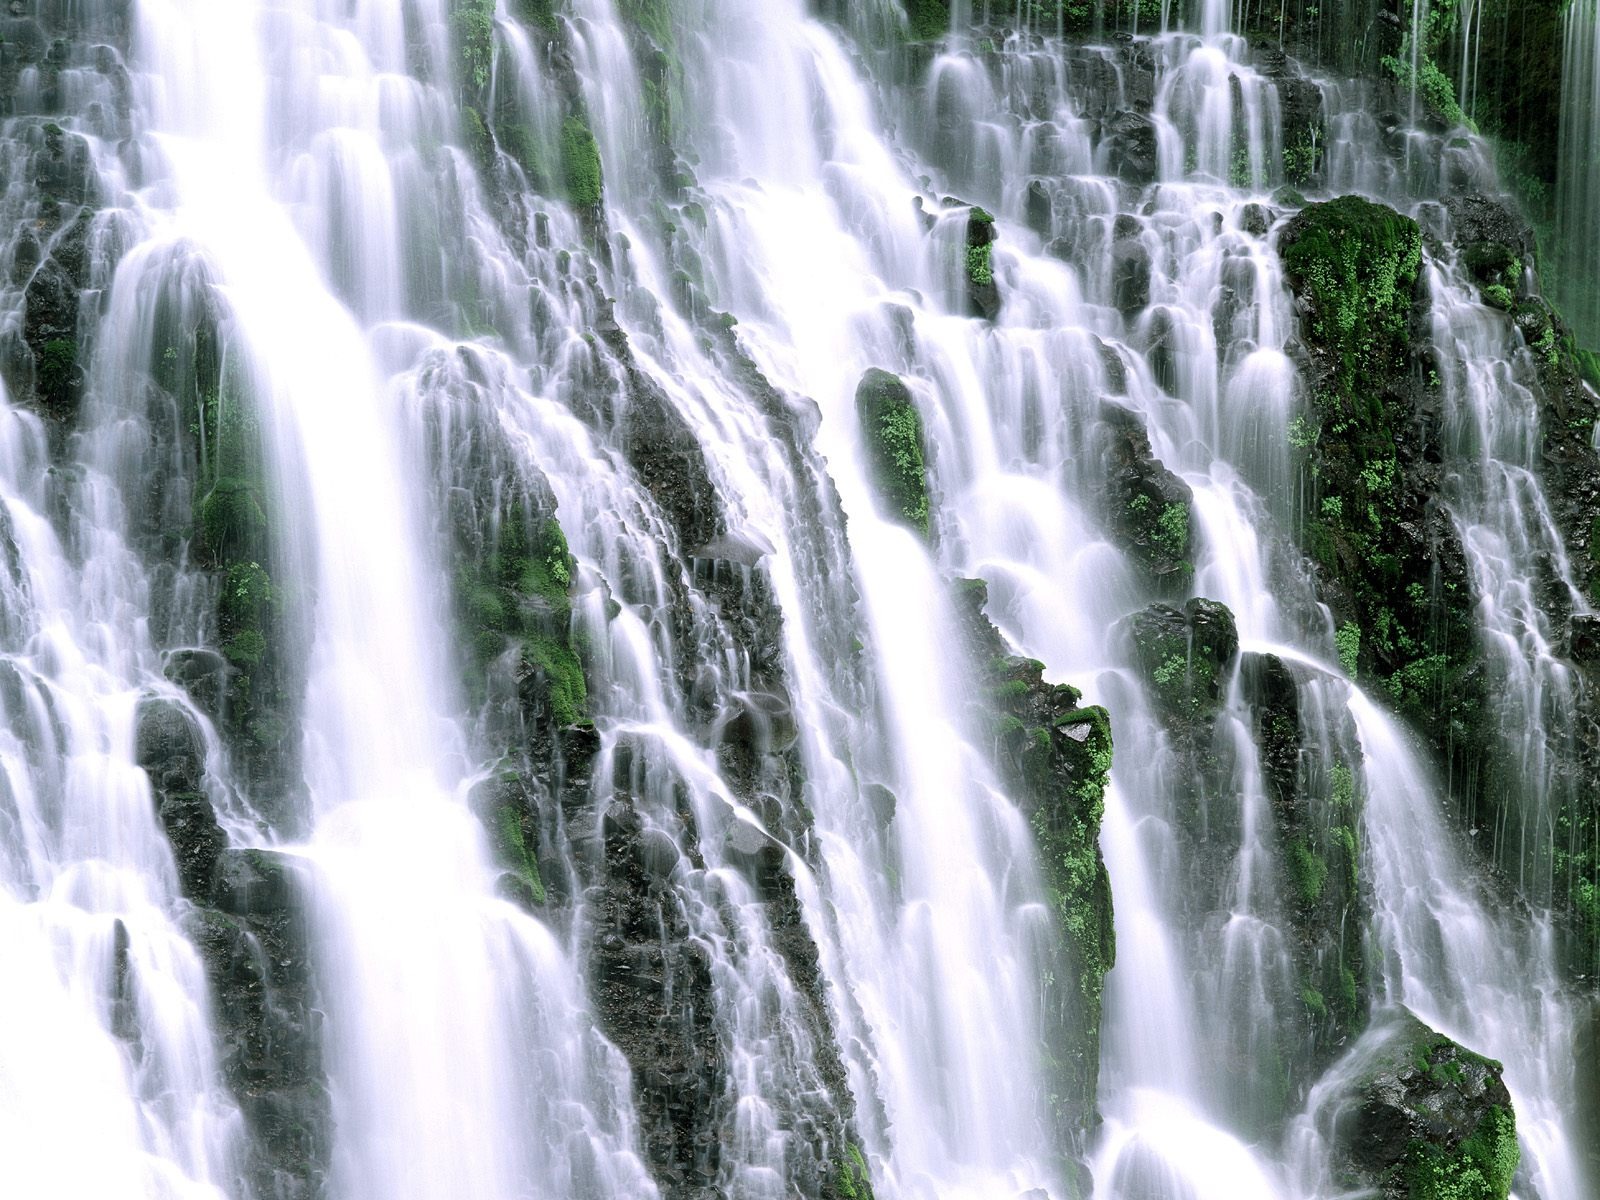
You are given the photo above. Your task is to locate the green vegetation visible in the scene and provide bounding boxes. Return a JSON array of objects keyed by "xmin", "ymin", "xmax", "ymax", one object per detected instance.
[
  {"xmin": 560, "ymin": 116, "xmax": 604, "ymax": 210},
  {"xmin": 1335, "ymin": 621, "xmax": 1361, "ymax": 678},
  {"xmin": 855, "ymin": 369, "xmax": 930, "ymax": 533},
  {"xmin": 1288, "ymin": 840, "xmax": 1329, "ymax": 905},
  {"xmin": 457, "ymin": 503, "xmax": 588, "ymax": 727},
  {"xmin": 1153, "ymin": 502, "xmax": 1189, "ymax": 561},
  {"xmin": 964, "ymin": 243, "xmax": 993, "ymax": 288},
  {"xmin": 451, "ymin": 0, "xmax": 496, "ymax": 92},
  {"xmin": 492, "ymin": 787, "xmax": 546, "ymax": 905},
  {"xmin": 834, "ymin": 1144, "xmax": 874, "ymax": 1200},
  {"xmin": 1401, "ymin": 1105, "xmax": 1518, "ymax": 1200},
  {"xmin": 903, "ymin": 0, "xmax": 949, "ymax": 40}
]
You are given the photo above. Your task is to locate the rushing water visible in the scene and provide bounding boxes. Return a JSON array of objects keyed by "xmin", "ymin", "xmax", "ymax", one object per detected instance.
[
  {"xmin": 1559, "ymin": 0, "xmax": 1600, "ymax": 347},
  {"xmin": 1, "ymin": 0, "xmax": 1597, "ymax": 1198}
]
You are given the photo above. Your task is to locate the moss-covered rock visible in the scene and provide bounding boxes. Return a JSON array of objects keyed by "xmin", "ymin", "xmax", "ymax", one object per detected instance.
[
  {"xmin": 560, "ymin": 115, "xmax": 604, "ymax": 210},
  {"xmin": 1096, "ymin": 405, "xmax": 1194, "ymax": 589},
  {"xmin": 1126, "ymin": 598, "xmax": 1237, "ymax": 725},
  {"xmin": 469, "ymin": 771, "xmax": 547, "ymax": 908},
  {"xmin": 1281, "ymin": 195, "xmax": 1490, "ymax": 851},
  {"xmin": 854, "ymin": 368, "xmax": 930, "ymax": 533},
  {"xmin": 951, "ymin": 577, "xmax": 1113, "ymax": 1164},
  {"xmin": 1242, "ymin": 653, "xmax": 1368, "ymax": 1065},
  {"xmin": 1335, "ymin": 1012, "xmax": 1519, "ymax": 1200},
  {"xmin": 963, "ymin": 206, "xmax": 1000, "ymax": 319},
  {"xmin": 454, "ymin": 489, "xmax": 588, "ymax": 730}
]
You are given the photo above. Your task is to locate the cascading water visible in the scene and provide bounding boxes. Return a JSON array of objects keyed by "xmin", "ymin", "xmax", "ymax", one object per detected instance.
[
  {"xmin": 1559, "ymin": 0, "xmax": 1600, "ymax": 347},
  {"xmin": 3, "ymin": 0, "xmax": 1599, "ymax": 1198}
]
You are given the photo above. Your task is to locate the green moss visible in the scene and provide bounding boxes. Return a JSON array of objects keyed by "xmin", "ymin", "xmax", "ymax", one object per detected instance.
[
  {"xmin": 1481, "ymin": 283, "xmax": 1514, "ymax": 311},
  {"xmin": 197, "ymin": 479, "xmax": 268, "ymax": 566},
  {"xmin": 1302, "ymin": 986, "xmax": 1328, "ymax": 1019},
  {"xmin": 1283, "ymin": 197, "xmax": 1422, "ymax": 405},
  {"xmin": 855, "ymin": 369, "xmax": 930, "ymax": 533},
  {"xmin": 1382, "ymin": 50, "xmax": 1470, "ymax": 129},
  {"xmin": 1401, "ymin": 1105, "xmax": 1518, "ymax": 1200},
  {"xmin": 521, "ymin": 632, "xmax": 586, "ymax": 727},
  {"xmin": 462, "ymin": 104, "xmax": 493, "ymax": 165},
  {"xmin": 835, "ymin": 1144, "xmax": 874, "ymax": 1200},
  {"xmin": 224, "ymin": 628, "xmax": 267, "ymax": 669},
  {"xmin": 965, "ymin": 242, "xmax": 994, "ymax": 287},
  {"xmin": 493, "ymin": 799, "xmax": 546, "ymax": 905},
  {"xmin": 451, "ymin": 0, "xmax": 496, "ymax": 92},
  {"xmin": 511, "ymin": 0, "xmax": 558, "ymax": 30},
  {"xmin": 1336, "ymin": 621, "xmax": 1361, "ymax": 678},
  {"xmin": 1284, "ymin": 130, "xmax": 1323, "ymax": 187},
  {"xmin": 903, "ymin": 0, "xmax": 950, "ymax": 40},
  {"xmin": 560, "ymin": 116, "xmax": 603, "ymax": 210},
  {"xmin": 1153, "ymin": 502, "xmax": 1189, "ymax": 561},
  {"xmin": 1288, "ymin": 839, "xmax": 1328, "ymax": 905},
  {"xmin": 459, "ymin": 503, "xmax": 587, "ymax": 727}
]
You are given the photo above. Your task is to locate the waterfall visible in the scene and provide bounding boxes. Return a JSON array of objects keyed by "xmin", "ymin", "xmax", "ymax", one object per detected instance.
[
  {"xmin": 1559, "ymin": 0, "xmax": 1600, "ymax": 346},
  {"xmin": 1, "ymin": 0, "xmax": 1598, "ymax": 1198}
]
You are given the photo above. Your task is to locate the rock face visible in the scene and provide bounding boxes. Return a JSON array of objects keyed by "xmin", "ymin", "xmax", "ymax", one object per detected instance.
[
  {"xmin": 1241, "ymin": 653, "xmax": 1368, "ymax": 1063},
  {"xmin": 1335, "ymin": 1013, "xmax": 1519, "ymax": 1200},
  {"xmin": 1280, "ymin": 195, "xmax": 1492, "ymax": 836},
  {"xmin": 133, "ymin": 699, "xmax": 328, "ymax": 1200},
  {"xmin": 1098, "ymin": 404, "xmax": 1194, "ymax": 590},
  {"xmin": 951, "ymin": 578, "xmax": 1114, "ymax": 1166}
]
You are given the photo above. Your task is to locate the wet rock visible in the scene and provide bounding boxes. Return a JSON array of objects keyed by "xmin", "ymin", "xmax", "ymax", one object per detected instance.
[
  {"xmin": 1124, "ymin": 598, "xmax": 1238, "ymax": 726},
  {"xmin": 1240, "ymin": 653, "xmax": 1367, "ymax": 1062},
  {"xmin": 1571, "ymin": 615, "xmax": 1600, "ymax": 666},
  {"xmin": 950, "ymin": 577, "xmax": 1113, "ymax": 1164},
  {"xmin": 1241, "ymin": 202, "xmax": 1271, "ymax": 238},
  {"xmin": 135, "ymin": 697, "xmax": 226, "ymax": 900},
  {"xmin": 619, "ymin": 369, "xmax": 727, "ymax": 553},
  {"xmin": 186, "ymin": 852, "xmax": 327, "ymax": 1200},
  {"xmin": 1024, "ymin": 178, "xmax": 1052, "ymax": 237},
  {"xmin": 964, "ymin": 206, "xmax": 1001, "ymax": 320},
  {"xmin": 1281, "ymin": 196, "xmax": 1493, "ymax": 847},
  {"xmin": 162, "ymin": 648, "xmax": 230, "ymax": 719},
  {"xmin": 212, "ymin": 848, "xmax": 298, "ymax": 917},
  {"xmin": 1100, "ymin": 110, "xmax": 1158, "ymax": 187},
  {"xmin": 1110, "ymin": 234, "xmax": 1150, "ymax": 317},
  {"xmin": 589, "ymin": 797, "xmax": 727, "ymax": 1198},
  {"xmin": 1278, "ymin": 74, "xmax": 1327, "ymax": 187},
  {"xmin": 1097, "ymin": 403, "xmax": 1193, "ymax": 586},
  {"xmin": 135, "ymin": 696, "xmax": 205, "ymax": 795},
  {"xmin": 1334, "ymin": 1012, "xmax": 1519, "ymax": 1200}
]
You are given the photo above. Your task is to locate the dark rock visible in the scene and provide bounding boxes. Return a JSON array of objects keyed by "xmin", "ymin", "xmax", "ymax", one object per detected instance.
[
  {"xmin": 212, "ymin": 848, "xmax": 298, "ymax": 917},
  {"xmin": 1098, "ymin": 403, "xmax": 1193, "ymax": 586},
  {"xmin": 1110, "ymin": 235, "xmax": 1150, "ymax": 317},
  {"xmin": 589, "ymin": 796, "xmax": 727, "ymax": 1198},
  {"xmin": 964, "ymin": 206, "xmax": 1001, "ymax": 320},
  {"xmin": 1124, "ymin": 598, "xmax": 1238, "ymax": 726},
  {"xmin": 1572, "ymin": 615, "xmax": 1600, "ymax": 666},
  {"xmin": 950, "ymin": 578, "xmax": 1113, "ymax": 1164},
  {"xmin": 1024, "ymin": 179, "xmax": 1052, "ymax": 236},
  {"xmin": 1100, "ymin": 110, "xmax": 1158, "ymax": 187},
  {"xmin": 162, "ymin": 648, "xmax": 230, "ymax": 719},
  {"xmin": 135, "ymin": 696, "xmax": 205, "ymax": 795},
  {"xmin": 1333, "ymin": 1011, "xmax": 1519, "ymax": 1200},
  {"xmin": 134, "ymin": 697, "xmax": 226, "ymax": 900},
  {"xmin": 185, "ymin": 859, "xmax": 327, "ymax": 1200}
]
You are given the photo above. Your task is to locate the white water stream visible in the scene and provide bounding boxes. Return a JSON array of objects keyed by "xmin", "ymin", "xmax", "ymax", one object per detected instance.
[{"xmin": 0, "ymin": 0, "xmax": 1595, "ymax": 1197}]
